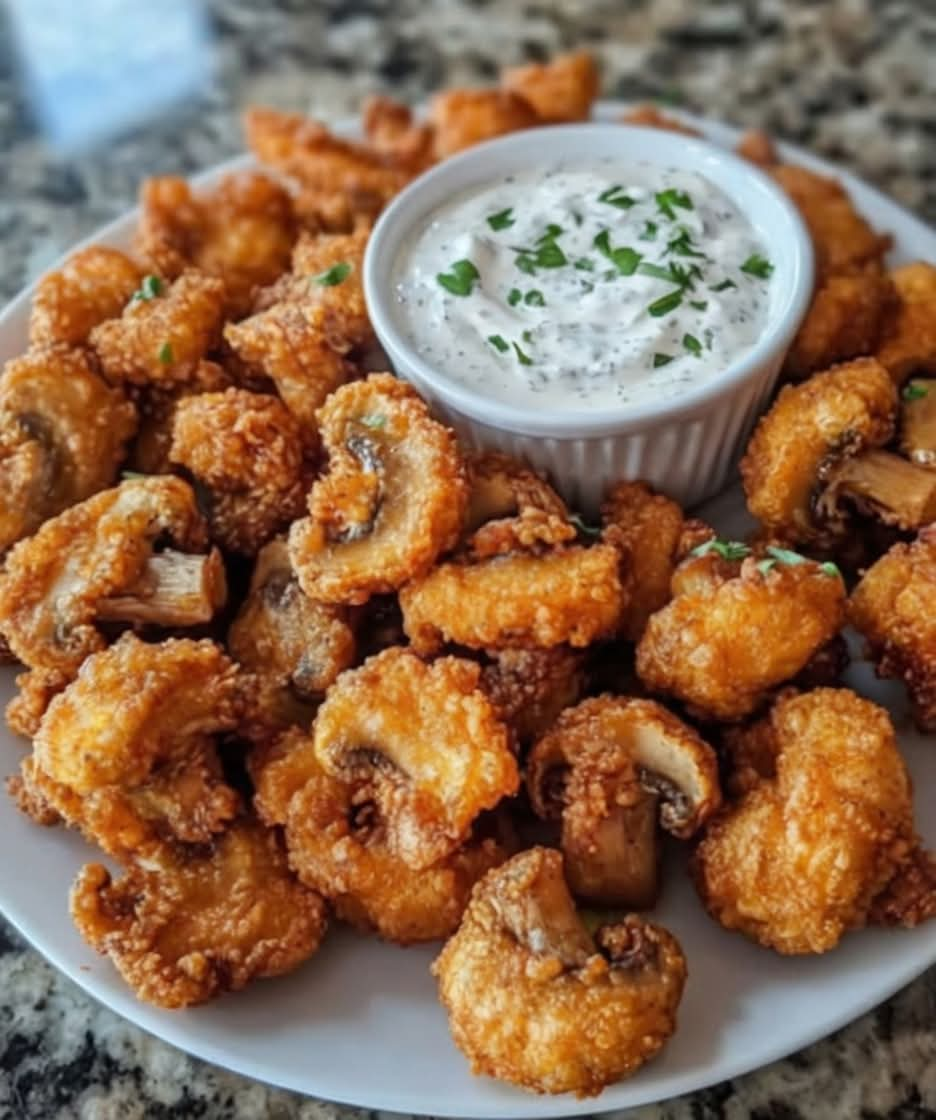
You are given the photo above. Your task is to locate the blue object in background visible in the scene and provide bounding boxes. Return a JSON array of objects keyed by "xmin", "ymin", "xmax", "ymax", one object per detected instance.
[{"xmin": 6, "ymin": 0, "xmax": 213, "ymax": 152}]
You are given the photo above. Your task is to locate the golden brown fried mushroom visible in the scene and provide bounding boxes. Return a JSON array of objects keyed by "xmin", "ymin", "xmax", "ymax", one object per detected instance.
[
  {"xmin": 432, "ymin": 847, "xmax": 687, "ymax": 1097},
  {"xmin": 464, "ymin": 452, "xmax": 567, "ymax": 533},
  {"xmin": 0, "ymin": 476, "xmax": 226, "ymax": 683},
  {"xmin": 289, "ymin": 374, "xmax": 468, "ymax": 605},
  {"xmin": 619, "ymin": 105, "xmax": 700, "ymax": 135},
  {"xmin": 480, "ymin": 647, "xmax": 587, "ymax": 747},
  {"xmin": 741, "ymin": 358, "xmax": 936, "ymax": 546},
  {"xmin": 636, "ymin": 550, "xmax": 846, "ymax": 722},
  {"xmin": 71, "ymin": 818, "xmax": 327, "ymax": 1008},
  {"xmin": 0, "ymin": 346, "xmax": 137, "ymax": 553},
  {"xmin": 429, "ymin": 89, "xmax": 540, "ymax": 159},
  {"xmin": 735, "ymin": 128, "xmax": 777, "ymax": 167},
  {"xmin": 29, "ymin": 246, "xmax": 143, "ymax": 348},
  {"xmin": 900, "ymin": 379, "xmax": 936, "ymax": 466},
  {"xmin": 361, "ymin": 95, "xmax": 435, "ymax": 172},
  {"xmin": 228, "ymin": 538, "xmax": 356, "ymax": 729},
  {"xmin": 849, "ymin": 527, "xmax": 936, "ymax": 730},
  {"xmin": 135, "ymin": 171, "xmax": 295, "ymax": 316},
  {"xmin": 693, "ymin": 688, "xmax": 931, "ymax": 953},
  {"xmin": 169, "ymin": 388, "xmax": 311, "ymax": 556},
  {"xmin": 19, "ymin": 634, "xmax": 241, "ymax": 860},
  {"xmin": 312, "ymin": 648, "xmax": 519, "ymax": 868},
  {"xmin": 401, "ymin": 542, "xmax": 624, "ymax": 655},
  {"xmin": 253, "ymin": 727, "xmax": 507, "ymax": 944},
  {"xmin": 527, "ymin": 697, "xmax": 720, "ymax": 907},
  {"xmin": 90, "ymin": 269, "xmax": 226, "ymax": 386},
  {"xmin": 501, "ymin": 51, "xmax": 599, "ymax": 123},
  {"xmin": 876, "ymin": 262, "xmax": 936, "ymax": 383}
]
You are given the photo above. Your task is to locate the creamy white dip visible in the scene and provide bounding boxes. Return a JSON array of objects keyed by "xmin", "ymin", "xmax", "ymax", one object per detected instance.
[{"xmin": 391, "ymin": 162, "xmax": 774, "ymax": 411}]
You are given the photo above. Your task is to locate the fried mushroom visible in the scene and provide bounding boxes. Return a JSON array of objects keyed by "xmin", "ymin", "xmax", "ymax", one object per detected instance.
[
  {"xmin": 169, "ymin": 388, "xmax": 311, "ymax": 556},
  {"xmin": 741, "ymin": 358, "xmax": 936, "ymax": 547},
  {"xmin": 527, "ymin": 697, "xmax": 720, "ymax": 907},
  {"xmin": 480, "ymin": 646, "xmax": 587, "ymax": 747},
  {"xmin": 0, "ymin": 346, "xmax": 137, "ymax": 553},
  {"xmin": 900, "ymin": 378, "xmax": 936, "ymax": 466},
  {"xmin": 429, "ymin": 89, "xmax": 540, "ymax": 159},
  {"xmin": 463, "ymin": 451, "xmax": 568, "ymax": 536},
  {"xmin": 500, "ymin": 51, "xmax": 599, "ymax": 123},
  {"xmin": 875, "ymin": 262, "xmax": 936, "ymax": 383},
  {"xmin": 432, "ymin": 847, "xmax": 687, "ymax": 1097},
  {"xmin": 71, "ymin": 818, "xmax": 327, "ymax": 1008},
  {"xmin": 289, "ymin": 374, "xmax": 468, "ymax": 604}
]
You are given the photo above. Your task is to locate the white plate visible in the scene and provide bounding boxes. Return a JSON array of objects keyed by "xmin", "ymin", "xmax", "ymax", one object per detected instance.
[{"xmin": 1, "ymin": 103, "xmax": 934, "ymax": 1118}]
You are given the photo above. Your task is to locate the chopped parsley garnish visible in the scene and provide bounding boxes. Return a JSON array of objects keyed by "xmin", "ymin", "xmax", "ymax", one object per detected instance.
[
  {"xmin": 647, "ymin": 290, "xmax": 683, "ymax": 317},
  {"xmin": 690, "ymin": 538, "xmax": 751, "ymax": 561},
  {"xmin": 741, "ymin": 254, "xmax": 774, "ymax": 279},
  {"xmin": 598, "ymin": 184, "xmax": 636, "ymax": 209},
  {"xmin": 157, "ymin": 341, "xmax": 174, "ymax": 364},
  {"xmin": 903, "ymin": 382, "xmax": 929, "ymax": 401},
  {"xmin": 653, "ymin": 353, "xmax": 674, "ymax": 368},
  {"xmin": 514, "ymin": 225, "xmax": 567, "ymax": 273},
  {"xmin": 524, "ymin": 289, "xmax": 546, "ymax": 307},
  {"xmin": 638, "ymin": 262, "xmax": 678, "ymax": 283},
  {"xmin": 665, "ymin": 228, "xmax": 705, "ymax": 258},
  {"xmin": 820, "ymin": 561, "xmax": 842, "ymax": 578},
  {"xmin": 690, "ymin": 299, "xmax": 708, "ymax": 311},
  {"xmin": 359, "ymin": 413, "xmax": 386, "ymax": 429},
  {"xmin": 668, "ymin": 261, "xmax": 703, "ymax": 291},
  {"xmin": 486, "ymin": 207, "xmax": 515, "ymax": 231},
  {"xmin": 522, "ymin": 329, "xmax": 534, "ymax": 344},
  {"xmin": 569, "ymin": 513, "xmax": 602, "ymax": 538},
  {"xmin": 507, "ymin": 287, "xmax": 523, "ymax": 307},
  {"xmin": 487, "ymin": 334, "xmax": 509, "ymax": 353},
  {"xmin": 314, "ymin": 261, "xmax": 352, "ymax": 287},
  {"xmin": 132, "ymin": 274, "xmax": 162, "ymax": 301},
  {"xmin": 655, "ymin": 188, "xmax": 693, "ymax": 220},
  {"xmin": 640, "ymin": 220, "xmax": 658, "ymax": 241},
  {"xmin": 765, "ymin": 545, "xmax": 807, "ymax": 566},
  {"xmin": 709, "ymin": 278, "xmax": 737, "ymax": 292},
  {"xmin": 437, "ymin": 258, "xmax": 480, "ymax": 296},
  {"xmin": 513, "ymin": 341, "xmax": 533, "ymax": 366},
  {"xmin": 517, "ymin": 255, "xmax": 538, "ymax": 275},
  {"xmin": 574, "ymin": 257, "xmax": 595, "ymax": 271},
  {"xmin": 593, "ymin": 230, "xmax": 642, "ymax": 276},
  {"xmin": 683, "ymin": 333, "xmax": 702, "ymax": 357}
]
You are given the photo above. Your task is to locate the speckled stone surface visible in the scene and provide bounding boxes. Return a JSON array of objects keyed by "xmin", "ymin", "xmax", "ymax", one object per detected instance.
[{"xmin": 1, "ymin": 1, "xmax": 934, "ymax": 1117}]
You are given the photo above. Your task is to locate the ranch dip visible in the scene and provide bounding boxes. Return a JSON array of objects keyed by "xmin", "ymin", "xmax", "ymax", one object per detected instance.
[{"xmin": 391, "ymin": 162, "xmax": 774, "ymax": 411}]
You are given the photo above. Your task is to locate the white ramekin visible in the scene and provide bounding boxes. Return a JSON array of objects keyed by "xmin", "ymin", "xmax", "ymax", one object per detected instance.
[{"xmin": 363, "ymin": 123, "xmax": 814, "ymax": 514}]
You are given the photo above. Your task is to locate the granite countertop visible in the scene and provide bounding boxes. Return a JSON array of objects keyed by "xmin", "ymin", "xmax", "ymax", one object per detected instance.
[{"xmin": 1, "ymin": 1, "xmax": 934, "ymax": 1117}]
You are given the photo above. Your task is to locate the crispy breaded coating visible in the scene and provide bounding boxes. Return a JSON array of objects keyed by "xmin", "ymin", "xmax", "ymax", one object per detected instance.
[
  {"xmin": 21, "ymin": 634, "xmax": 241, "ymax": 859},
  {"xmin": 135, "ymin": 172, "xmax": 295, "ymax": 316},
  {"xmin": 90, "ymin": 269, "xmax": 226, "ymax": 386},
  {"xmin": 361, "ymin": 95, "xmax": 435, "ymax": 172},
  {"xmin": 693, "ymin": 689, "xmax": 929, "ymax": 953},
  {"xmin": 0, "ymin": 476, "xmax": 223, "ymax": 679},
  {"xmin": 0, "ymin": 346, "xmax": 137, "ymax": 553},
  {"xmin": 501, "ymin": 51, "xmax": 599, "ymax": 123},
  {"xmin": 289, "ymin": 374, "xmax": 468, "ymax": 605},
  {"xmin": 71, "ymin": 818, "xmax": 327, "ymax": 1008},
  {"xmin": 481, "ymin": 647, "xmax": 587, "ymax": 746},
  {"xmin": 875, "ymin": 262, "xmax": 936, "ymax": 383},
  {"xmin": 869, "ymin": 846, "xmax": 936, "ymax": 928},
  {"xmin": 429, "ymin": 89, "xmax": 540, "ymax": 159},
  {"xmin": 5, "ymin": 668, "xmax": 69, "ymax": 739},
  {"xmin": 29, "ymin": 246, "xmax": 143, "ymax": 348},
  {"xmin": 432, "ymin": 847, "xmax": 686, "ymax": 1097},
  {"xmin": 401, "ymin": 543, "xmax": 624, "ymax": 655},
  {"xmin": 464, "ymin": 451, "xmax": 567, "ymax": 535},
  {"xmin": 741, "ymin": 357, "xmax": 897, "ymax": 546},
  {"xmin": 735, "ymin": 128, "xmax": 777, "ymax": 167},
  {"xmin": 313, "ymin": 648, "xmax": 519, "ymax": 868},
  {"xmin": 849, "ymin": 527, "xmax": 936, "ymax": 730},
  {"xmin": 636, "ymin": 554, "xmax": 846, "ymax": 722},
  {"xmin": 253, "ymin": 727, "xmax": 507, "ymax": 944},
  {"xmin": 169, "ymin": 388, "xmax": 310, "ymax": 556},
  {"xmin": 228, "ymin": 538, "xmax": 355, "ymax": 730},
  {"xmin": 600, "ymin": 481, "xmax": 699, "ymax": 641},
  {"xmin": 619, "ymin": 105, "xmax": 700, "ymax": 136}
]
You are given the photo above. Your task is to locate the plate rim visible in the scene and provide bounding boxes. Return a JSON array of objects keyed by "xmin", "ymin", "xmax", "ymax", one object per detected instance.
[{"xmin": 1, "ymin": 99, "xmax": 934, "ymax": 1118}]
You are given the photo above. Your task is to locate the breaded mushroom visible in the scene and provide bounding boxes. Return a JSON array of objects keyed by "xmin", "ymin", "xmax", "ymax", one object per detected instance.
[
  {"xmin": 501, "ymin": 51, "xmax": 599, "ymax": 123},
  {"xmin": 429, "ymin": 89, "xmax": 540, "ymax": 159},
  {"xmin": 71, "ymin": 818, "xmax": 327, "ymax": 1008},
  {"xmin": 432, "ymin": 847, "xmax": 687, "ymax": 1097},
  {"xmin": 480, "ymin": 647, "xmax": 587, "ymax": 747},
  {"xmin": 875, "ymin": 262, "xmax": 936, "ymax": 384}
]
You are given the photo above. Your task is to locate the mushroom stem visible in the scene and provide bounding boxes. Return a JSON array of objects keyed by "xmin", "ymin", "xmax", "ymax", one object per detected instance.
[
  {"xmin": 563, "ymin": 792, "xmax": 659, "ymax": 909},
  {"xmin": 822, "ymin": 449, "xmax": 936, "ymax": 529},
  {"xmin": 96, "ymin": 549, "xmax": 227, "ymax": 626},
  {"xmin": 900, "ymin": 381, "xmax": 936, "ymax": 467}
]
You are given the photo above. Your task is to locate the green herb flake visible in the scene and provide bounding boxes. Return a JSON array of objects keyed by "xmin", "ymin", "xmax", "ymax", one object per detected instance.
[
  {"xmin": 709, "ymin": 278, "xmax": 738, "ymax": 292},
  {"xmin": 524, "ymin": 289, "xmax": 546, "ymax": 307},
  {"xmin": 487, "ymin": 207, "xmax": 515, "ymax": 231},
  {"xmin": 691, "ymin": 538, "xmax": 751, "ymax": 561},
  {"xmin": 665, "ymin": 229, "xmax": 705, "ymax": 259},
  {"xmin": 522, "ymin": 329, "xmax": 534, "ymax": 344},
  {"xmin": 121, "ymin": 470, "xmax": 148, "ymax": 481},
  {"xmin": 820, "ymin": 561, "xmax": 842, "ymax": 579},
  {"xmin": 740, "ymin": 254, "xmax": 774, "ymax": 280},
  {"xmin": 598, "ymin": 184, "xmax": 636, "ymax": 209},
  {"xmin": 516, "ymin": 254, "xmax": 538, "ymax": 276},
  {"xmin": 640, "ymin": 220, "xmax": 658, "ymax": 241},
  {"xmin": 487, "ymin": 334, "xmax": 509, "ymax": 353},
  {"xmin": 655, "ymin": 188, "xmax": 693, "ymax": 221},
  {"xmin": 690, "ymin": 299, "xmax": 708, "ymax": 311},
  {"xmin": 533, "ymin": 240, "xmax": 566, "ymax": 268},
  {"xmin": 594, "ymin": 230, "xmax": 642, "ymax": 276},
  {"xmin": 314, "ymin": 261, "xmax": 352, "ymax": 287},
  {"xmin": 507, "ymin": 287, "xmax": 523, "ymax": 307},
  {"xmin": 157, "ymin": 342, "xmax": 174, "ymax": 365},
  {"xmin": 647, "ymin": 290, "xmax": 683, "ymax": 318},
  {"xmin": 574, "ymin": 257, "xmax": 595, "ymax": 272},
  {"xmin": 359, "ymin": 413, "xmax": 387, "ymax": 429},
  {"xmin": 765, "ymin": 545, "xmax": 807, "ymax": 566},
  {"xmin": 903, "ymin": 382, "xmax": 929, "ymax": 401},
  {"xmin": 683, "ymin": 333, "xmax": 702, "ymax": 357},
  {"xmin": 653, "ymin": 353, "xmax": 674, "ymax": 368},
  {"xmin": 132, "ymin": 274, "xmax": 162, "ymax": 301},
  {"xmin": 569, "ymin": 513, "xmax": 602, "ymax": 539},
  {"xmin": 638, "ymin": 262, "xmax": 677, "ymax": 283},
  {"xmin": 513, "ymin": 341, "xmax": 534, "ymax": 366},
  {"xmin": 757, "ymin": 557, "xmax": 777, "ymax": 575},
  {"xmin": 437, "ymin": 258, "xmax": 480, "ymax": 297}
]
